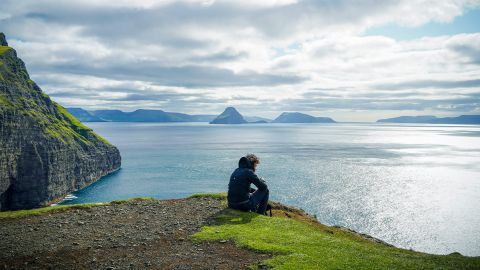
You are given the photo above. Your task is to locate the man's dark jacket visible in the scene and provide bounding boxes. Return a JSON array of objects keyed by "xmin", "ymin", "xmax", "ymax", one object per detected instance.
[{"xmin": 227, "ymin": 157, "xmax": 268, "ymax": 205}]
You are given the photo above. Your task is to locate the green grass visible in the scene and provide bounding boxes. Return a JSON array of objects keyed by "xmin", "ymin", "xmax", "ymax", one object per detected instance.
[
  {"xmin": 0, "ymin": 203, "xmax": 107, "ymax": 219},
  {"xmin": 111, "ymin": 197, "xmax": 154, "ymax": 204},
  {"xmin": 189, "ymin": 192, "xmax": 227, "ymax": 200},
  {"xmin": 0, "ymin": 197, "xmax": 155, "ymax": 219},
  {"xmin": 193, "ymin": 208, "xmax": 480, "ymax": 270},
  {"xmin": 0, "ymin": 46, "xmax": 11, "ymax": 55},
  {"xmin": 55, "ymin": 102, "xmax": 112, "ymax": 145},
  {"xmin": 0, "ymin": 94, "xmax": 13, "ymax": 107},
  {"xmin": 38, "ymin": 102, "xmax": 112, "ymax": 146},
  {"xmin": 0, "ymin": 47, "xmax": 112, "ymax": 147},
  {"xmin": 190, "ymin": 192, "xmax": 227, "ymax": 207}
]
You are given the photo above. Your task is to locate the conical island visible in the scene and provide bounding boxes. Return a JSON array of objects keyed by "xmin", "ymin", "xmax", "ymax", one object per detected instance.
[{"xmin": 210, "ymin": 107, "xmax": 247, "ymax": 124}]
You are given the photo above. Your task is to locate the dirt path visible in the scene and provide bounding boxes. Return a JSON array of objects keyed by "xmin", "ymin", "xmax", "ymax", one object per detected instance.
[{"xmin": 0, "ymin": 197, "xmax": 270, "ymax": 269}]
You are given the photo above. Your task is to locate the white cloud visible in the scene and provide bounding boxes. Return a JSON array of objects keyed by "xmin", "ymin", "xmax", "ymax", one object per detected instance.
[{"xmin": 1, "ymin": 0, "xmax": 479, "ymax": 121}]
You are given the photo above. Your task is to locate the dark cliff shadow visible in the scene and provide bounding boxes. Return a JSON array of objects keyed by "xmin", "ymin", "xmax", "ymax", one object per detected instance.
[{"xmin": 0, "ymin": 184, "xmax": 13, "ymax": 211}]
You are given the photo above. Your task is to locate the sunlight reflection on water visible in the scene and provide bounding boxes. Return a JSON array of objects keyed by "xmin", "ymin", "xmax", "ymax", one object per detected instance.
[{"xmin": 62, "ymin": 122, "xmax": 480, "ymax": 256}]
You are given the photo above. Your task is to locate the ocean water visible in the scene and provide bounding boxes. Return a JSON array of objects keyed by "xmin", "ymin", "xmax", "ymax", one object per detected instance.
[{"xmin": 61, "ymin": 122, "xmax": 480, "ymax": 256}]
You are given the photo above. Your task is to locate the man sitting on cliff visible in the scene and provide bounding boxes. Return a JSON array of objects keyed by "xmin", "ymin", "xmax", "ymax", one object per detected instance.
[{"xmin": 227, "ymin": 154, "xmax": 269, "ymax": 215}]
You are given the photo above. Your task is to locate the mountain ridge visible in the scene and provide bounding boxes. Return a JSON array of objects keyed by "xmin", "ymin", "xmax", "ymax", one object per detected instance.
[
  {"xmin": 68, "ymin": 107, "xmax": 273, "ymax": 123},
  {"xmin": 377, "ymin": 115, "xmax": 480, "ymax": 124},
  {"xmin": 273, "ymin": 112, "xmax": 336, "ymax": 123}
]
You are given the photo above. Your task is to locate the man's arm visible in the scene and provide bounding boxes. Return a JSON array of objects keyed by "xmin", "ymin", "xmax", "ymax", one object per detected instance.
[{"xmin": 248, "ymin": 170, "xmax": 268, "ymax": 191}]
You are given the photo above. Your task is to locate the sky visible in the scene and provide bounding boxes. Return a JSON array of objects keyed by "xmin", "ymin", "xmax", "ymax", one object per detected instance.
[{"xmin": 1, "ymin": 0, "xmax": 480, "ymax": 121}]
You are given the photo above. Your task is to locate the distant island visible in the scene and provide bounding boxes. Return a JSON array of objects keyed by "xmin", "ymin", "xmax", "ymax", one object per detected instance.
[
  {"xmin": 68, "ymin": 107, "xmax": 272, "ymax": 123},
  {"xmin": 209, "ymin": 108, "xmax": 338, "ymax": 124},
  {"xmin": 68, "ymin": 108, "xmax": 480, "ymax": 125},
  {"xmin": 210, "ymin": 107, "xmax": 247, "ymax": 124},
  {"xmin": 68, "ymin": 108, "xmax": 216, "ymax": 123},
  {"xmin": 377, "ymin": 115, "xmax": 480, "ymax": 124},
  {"xmin": 67, "ymin": 108, "xmax": 106, "ymax": 122},
  {"xmin": 273, "ymin": 112, "xmax": 336, "ymax": 123},
  {"xmin": 69, "ymin": 107, "xmax": 341, "ymax": 125}
]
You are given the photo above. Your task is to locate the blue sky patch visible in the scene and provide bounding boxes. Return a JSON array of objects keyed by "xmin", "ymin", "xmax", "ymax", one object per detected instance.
[{"xmin": 365, "ymin": 8, "xmax": 480, "ymax": 40}]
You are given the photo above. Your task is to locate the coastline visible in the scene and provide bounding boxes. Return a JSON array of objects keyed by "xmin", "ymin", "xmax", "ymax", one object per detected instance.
[{"xmin": 48, "ymin": 167, "xmax": 122, "ymax": 207}]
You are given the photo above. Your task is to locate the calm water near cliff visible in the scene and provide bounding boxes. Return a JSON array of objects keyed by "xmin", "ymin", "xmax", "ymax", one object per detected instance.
[{"xmin": 61, "ymin": 122, "xmax": 480, "ymax": 256}]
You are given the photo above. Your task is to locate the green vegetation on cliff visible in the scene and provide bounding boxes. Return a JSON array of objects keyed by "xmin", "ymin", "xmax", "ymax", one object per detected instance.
[
  {"xmin": 0, "ymin": 44, "xmax": 111, "ymax": 146},
  {"xmin": 0, "ymin": 197, "xmax": 153, "ymax": 219},
  {"xmin": 193, "ymin": 194, "xmax": 480, "ymax": 270},
  {"xmin": 190, "ymin": 192, "xmax": 227, "ymax": 200},
  {"xmin": 0, "ymin": 33, "xmax": 121, "ymax": 211},
  {"xmin": 0, "ymin": 46, "xmax": 11, "ymax": 56}
]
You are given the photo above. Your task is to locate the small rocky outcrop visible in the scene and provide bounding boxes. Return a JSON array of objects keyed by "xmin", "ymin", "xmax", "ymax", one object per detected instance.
[
  {"xmin": 210, "ymin": 107, "xmax": 247, "ymax": 124},
  {"xmin": 0, "ymin": 33, "xmax": 121, "ymax": 210},
  {"xmin": 0, "ymin": 33, "xmax": 7, "ymax": 46}
]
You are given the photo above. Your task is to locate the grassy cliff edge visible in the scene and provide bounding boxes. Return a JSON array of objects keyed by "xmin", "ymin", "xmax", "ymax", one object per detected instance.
[
  {"xmin": 1, "ymin": 194, "xmax": 478, "ymax": 269},
  {"xmin": 191, "ymin": 194, "xmax": 479, "ymax": 270}
]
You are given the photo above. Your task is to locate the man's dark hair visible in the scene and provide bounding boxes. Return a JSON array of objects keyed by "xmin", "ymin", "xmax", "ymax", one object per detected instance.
[{"xmin": 245, "ymin": 154, "xmax": 260, "ymax": 166}]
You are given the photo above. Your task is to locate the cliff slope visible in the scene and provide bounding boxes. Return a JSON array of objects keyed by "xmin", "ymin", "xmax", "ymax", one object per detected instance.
[{"xmin": 0, "ymin": 33, "xmax": 121, "ymax": 210}]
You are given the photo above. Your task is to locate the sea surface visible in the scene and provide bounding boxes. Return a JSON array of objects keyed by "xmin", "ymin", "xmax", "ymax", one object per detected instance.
[{"xmin": 61, "ymin": 122, "xmax": 480, "ymax": 256}]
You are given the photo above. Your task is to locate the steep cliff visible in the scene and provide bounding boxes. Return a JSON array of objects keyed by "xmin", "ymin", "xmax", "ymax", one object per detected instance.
[{"xmin": 0, "ymin": 33, "xmax": 121, "ymax": 210}]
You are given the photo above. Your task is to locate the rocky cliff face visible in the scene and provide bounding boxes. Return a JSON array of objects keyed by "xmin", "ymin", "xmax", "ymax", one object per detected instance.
[{"xmin": 0, "ymin": 33, "xmax": 121, "ymax": 210}]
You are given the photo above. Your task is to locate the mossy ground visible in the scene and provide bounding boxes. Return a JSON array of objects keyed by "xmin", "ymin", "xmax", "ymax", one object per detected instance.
[
  {"xmin": 0, "ymin": 46, "xmax": 11, "ymax": 55},
  {"xmin": 190, "ymin": 192, "xmax": 228, "ymax": 206},
  {"xmin": 110, "ymin": 197, "xmax": 154, "ymax": 204},
  {"xmin": 190, "ymin": 192, "xmax": 227, "ymax": 200},
  {"xmin": 0, "ymin": 94, "xmax": 13, "ymax": 107},
  {"xmin": 54, "ymin": 103, "xmax": 111, "ymax": 145},
  {"xmin": 193, "ymin": 194, "xmax": 480, "ymax": 270},
  {"xmin": 0, "ymin": 197, "xmax": 154, "ymax": 219},
  {"xmin": 0, "ymin": 203, "xmax": 107, "ymax": 219}
]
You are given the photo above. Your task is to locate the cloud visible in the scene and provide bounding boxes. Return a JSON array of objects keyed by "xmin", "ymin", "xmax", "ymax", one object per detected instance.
[
  {"xmin": 37, "ymin": 61, "xmax": 305, "ymax": 88},
  {"xmin": 374, "ymin": 79, "xmax": 480, "ymax": 90},
  {"xmin": 1, "ymin": 0, "xmax": 479, "ymax": 120},
  {"xmin": 450, "ymin": 44, "xmax": 480, "ymax": 65}
]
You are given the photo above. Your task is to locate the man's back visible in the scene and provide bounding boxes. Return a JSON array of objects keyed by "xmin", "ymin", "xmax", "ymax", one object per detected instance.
[
  {"xmin": 228, "ymin": 167, "xmax": 252, "ymax": 203},
  {"xmin": 227, "ymin": 157, "xmax": 267, "ymax": 204}
]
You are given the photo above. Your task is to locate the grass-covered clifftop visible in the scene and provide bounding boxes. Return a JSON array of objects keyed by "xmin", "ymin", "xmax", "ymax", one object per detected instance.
[
  {"xmin": 192, "ymin": 194, "xmax": 479, "ymax": 269},
  {"xmin": 0, "ymin": 33, "xmax": 121, "ymax": 210},
  {"xmin": 1, "ymin": 194, "xmax": 478, "ymax": 269}
]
